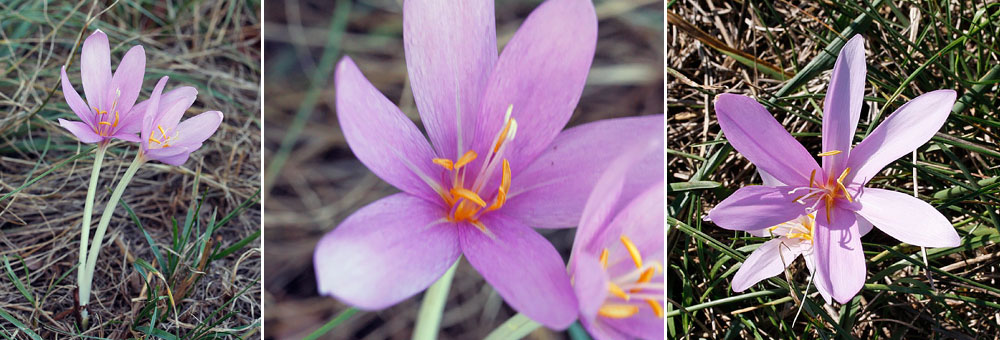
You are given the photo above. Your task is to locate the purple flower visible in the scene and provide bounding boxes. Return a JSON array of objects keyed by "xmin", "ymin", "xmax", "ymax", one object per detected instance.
[
  {"xmin": 136, "ymin": 76, "xmax": 223, "ymax": 165},
  {"xmin": 59, "ymin": 30, "xmax": 146, "ymax": 144},
  {"xmin": 313, "ymin": 0, "xmax": 662, "ymax": 329},
  {"xmin": 708, "ymin": 35, "xmax": 961, "ymax": 303},
  {"xmin": 568, "ymin": 140, "xmax": 663, "ymax": 340}
]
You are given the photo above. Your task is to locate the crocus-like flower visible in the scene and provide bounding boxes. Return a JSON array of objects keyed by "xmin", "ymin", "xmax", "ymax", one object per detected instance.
[
  {"xmin": 708, "ymin": 35, "xmax": 961, "ymax": 303},
  {"xmin": 59, "ymin": 30, "xmax": 145, "ymax": 144},
  {"xmin": 314, "ymin": 0, "xmax": 662, "ymax": 329},
  {"xmin": 568, "ymin": 140, "xmax": 663, "ymax": 340},
  {"xmin": 136, "ymin": 76, "xmax": 223, "ymax": 165}
]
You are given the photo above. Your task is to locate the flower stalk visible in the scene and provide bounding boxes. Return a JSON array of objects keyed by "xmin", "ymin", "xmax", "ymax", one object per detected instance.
[
  {"xmin": 76, "ymin": 142, "xmax": 107, "ymax": 302},
  {"xmin": 412, "ymin": 258, "xmax": 460, "ymax": 340}
]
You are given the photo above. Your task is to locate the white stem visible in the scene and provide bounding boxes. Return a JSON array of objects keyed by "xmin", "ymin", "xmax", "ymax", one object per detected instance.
[
  {"xmin": 77, "ymin": 144, "xmax": 107, "ymax": 299},
  {"xmin": 78, "ymin": 153, "xmax": 144, "ymax": 310}
]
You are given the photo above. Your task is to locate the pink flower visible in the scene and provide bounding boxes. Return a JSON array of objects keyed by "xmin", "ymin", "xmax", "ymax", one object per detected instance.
[
  {"xmin": 59, "ymin": 30, "xmax": 146, "ymax": 144},
  {"xmin": 313, "ymin": 0, "xmax": 662, "ymax": 329},
  {"xmin": 568, "ymin": 140, "xmax": 663, "ymax": 340},
  {"xmin": 136, "ymin": 76, "xmax": 223, "ymax": 165},
  {"xmin": 708, "ymin": 35, "xmax": 961, "ymax": 303}
]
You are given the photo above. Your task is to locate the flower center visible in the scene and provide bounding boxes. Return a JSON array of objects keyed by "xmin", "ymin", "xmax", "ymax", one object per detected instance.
[
  {"xmin": 148, "ymin": 125, "xmax": 178, "ymax": 148},
  {"xmin": 768, "ymin": 214, "xmax": 815, "ymax": 242},
  {"xmin": 596, "ymin": 235, "xmax": 664, "ymax": 319},
  {"xmin": 430, "ymin": 105, "xmax": 517, "ymax": 237},
  {"xmin": 92, "ymin": 89, "xmax": 122, "ymax": 137},
  {"xmin": 787, "ymin": 150, "xmax": 856, "ymax": 223}
]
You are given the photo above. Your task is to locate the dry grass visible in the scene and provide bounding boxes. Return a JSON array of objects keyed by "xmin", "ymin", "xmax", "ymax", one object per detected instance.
[
  {"xmin": 262, "ymin": 0, "xmax": 662, "ymax": 338},
  {"xmin": 0, "ymin": 1, "xmax": 261, "ymax": 338}
]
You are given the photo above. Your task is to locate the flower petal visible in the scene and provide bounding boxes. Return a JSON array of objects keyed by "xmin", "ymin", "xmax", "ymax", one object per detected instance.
[
  {"xmin": 403, "ymin": 0, "xmax": 496, "ymax": 159},
  {"xmin": 732, "ymin": 238, "xmax": 804, "ymax": 291},
  {"xmin": 145, "ymin": 146, "xmax": 193, "ymax": 166},
  {"xmin": 173, "ymin": 111, "xmax": 223, "ymax": 147},
  {"xmin": 141, "ymin": 77, "xmax": 169, "ymax": 151},
  {"xmin": 758, "ymin": 169, "xmax": 784, "ymax": 187},
  {"xmin": 813, "ymin": 206, "xmax": 865, "ymax": 304},
  {"xmin": 803, "ymin": 252, "xmax": 833, "ymax": 304},
  {"xmin": 474, "ymin": 0, "xmax": 598, "ymax": 170},
  {"xmin": 707, "ymin": 186, "xmax": 807, "ymax": 231},
  {"xmin": 821, "ymin": 35, "xmax": 866, "ymax": 175},
  {"xmin": 81, "ymin": 30, "xmax": 111, "ymax": 110},
  {"xmin": 856, "ymin": 188, "xmax": 960, "ymax": 247},
  {"xmin": 336, "ymin": 57, "xmax": 442, "ymax": 203},
  {"xmin": 603, "ymin": 305, "xmax": 665, "ymax": 340},
  {"xmin": 571, "ymin": 252, "xmax": 607, "ymax": 322},
  {"xmin": 61, "ymin": 66, "xmax": 94, "ymax": 126},
  {"xmin": 846, "ymin": 90, "xmax": 956, "ymax": 185},
  {"xmin": 459, "ymin": 213, "xmax": 577, "ymax": 329},
  {"xmin": 503, "ymin": 115, "xmax": 663, "ymax": 229},
  {"xmin": 58, "ymin": 119, "xmax": 102, "ymax": 143},
  {"xmin": 130, "ymin": 86, "xmax": 198, "ymax": 135},
  {"xmin": 715, "ymin": 93, "xmax": 819, "ymax": 186},
  {"xmin": 106, "ymin": 45, "xmax": 145, "ymax": 120},
  {"xmin": 314, "ymin": 193, "xmax": 460, "ymax": 310}
]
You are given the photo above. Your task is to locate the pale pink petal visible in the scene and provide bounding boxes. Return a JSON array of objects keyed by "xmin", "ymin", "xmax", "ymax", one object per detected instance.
[
  {"xmin": 58, "ymin": 119, "xmax": 102, "ymax": 144},
  {"xmin": 580, "ymin": 317, "xmax": 630, "ymax": 340},
  {"xmin": 112, "ymin": 131, "xmax": 141, "ymax": 143},
  {"xmin": 603, "ymin": 306, "xmax": 664, "ymax": 340},
  {"xmin": 503, "ymin": 115, "xmax": 663, "ymax": 229},
  {"xmin": 821, "ymin": 35, "xmax": 865, "ymax": 175},
  {"xmin": 145, "ymin": 146, "xmax": 193, "ymax": 166},
  {"xmin": 106, "ymin": 45, "xmax": 145, "ymax": 119},
  {"xmin": 732, "ymin": 238, "xmax": 804, "ymax": 291},
  {"xmin": 172, "ymin": 111, "xmax": 223, "ymax": 147},
  {"xmin": 140, "ymin": 77, "xmax": 169, "ymax": 151},
  {"xmin": 813, "ymin": 206, "xmax": 865, "ymax": 304},
  {"xmin": 856, "ymin": 188, "xmax": 960, "ymax": 247},
  {"xmin": 715, "ymin": 93, "xmax": 819, "ymax": 186},
  {"xmin": 803, "ymin": 252, "xmax": 833, "ymax": 304},
  {"xmin": 61, "ymin": 66, "xmax": 94, "ymax": 126},
  {"xmin": 403, "ymin": 0, "xmax": 496, "ymax": 159},
  {"xmin": 571, "ymin": 252, "xmax": 607, "ymax": 322},
  {"xmin": 857, "ymin": 214, "xmax": 874, "ymax": 236},
  {"xmin": 846, "ymin": 90, "xmax": 956, "ymax": 185},
  {"xmin": 758, "ymin": 169, "xmax": 784, "ymax": 187},
  {"xmin": 459, "ymin": 213, "xmax": 577, "ymax": 329},
  {"xmin": 474, "ymin": 0, "xmax": 597, "ymax": 170},
  {"xmin": 707, "ymin": 186, "xmax": 807, "ymax": 231},
  {"xmin": 129, "ymin": 86, "xmax": 198, "ymax": 134},
  {"xmin": 81, "ymin": 30, "xmax": 111, "ymax": 110},
  {"xmin": 314, "ymin": 193, "xmax": 460, "ymax": 310},
  {"xmin": 335, "ymin": 57, "xmax": 442, "ymax": 203}
]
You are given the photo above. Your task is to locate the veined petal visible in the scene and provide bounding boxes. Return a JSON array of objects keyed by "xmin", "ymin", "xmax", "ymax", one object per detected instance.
[
  {"xmin": 403, "ymin": 0, "xmax": 496, "ymax": 160},
  {"xmin": 813, "ymin": 206, "xmax": 865, "ymax": 304},
  {"xmin": 336, "ymin": 57, "xmax": 443, "ymax": 203},
  {"xmin": 315, "ymin": 194, "xmax": 460, "ymax": 310},
  {"xmin": 107, "ymin": 45, "xmax": 145, "ymax": 120},
  {"xmin": 856, "ymin": 188, "xmax": 960, "ymax": 247},
  {"xmin": 81, "ymin": 30, "xmax": 111, "ymax": 110},
  {"xmin": 130, "ymin": 86, "xmax": 198, "ymax": 135},
  {"xmin": 758, "ymin": 169, "xmax": 785, "ymax": 187},
  {"xmin": 707, "ymin": 186, "xmax": 807, "ymax": 231},
  {"xmin": 846, "ymin": 90, "xmax": 956, "ymax": 185},
  {"xmin": 61, "ymin": 66, "xmax": 94, "ymax": 126},
  {"xmin": 141, "ymin": 77, "xmax": 169, "ymax": 151},
  {"xmin": 145, "ymin": 146, "xmax": 193, "ymax": 166},
  {"xmin": 503, "ymin": 115, "xmax": 663, "ymax": 229},
  {"xmin": 172, "ymin": 111, "xmax": 223, "ymax": 147},
  {"xmin": 459, "ymin": 213, "xmax": 577, "ymax": 329},
  {"xmin": 58, "ymin": 119, "xmax": 102, "ymax": 144},
  {"xmin": 474, "ymin": 0, "xmax": 597, "ymax": 171},
  {"xmin": 732, "ymin": 238, "xmax": 805, "ymax": 291},
  {"xmin": 572, "ymin": 252, "xmax": 608, "ymax": 322},
  {"xmin": 715, "ymin": 93, "xmax": 819, "ymax": 186},
  {"xmin": 822, "ymin": 35, "xmax": 866, "ymax": 175}
]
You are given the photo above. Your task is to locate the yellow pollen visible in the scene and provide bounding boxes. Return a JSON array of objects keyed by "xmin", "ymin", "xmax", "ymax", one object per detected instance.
[
  {"xmin": 93, "ymin": 106, "xmax": 107, "ymax": 115},
  {"xmin": 598, "ymin": 304, "xmax": 639, "ymax": 319},
  {"xmin": 621, "ymin": 235, "xmax": 642, "ymax": 268},
  {"xmin": 158, "ymin": 125, "xmax": 167, "ymax": 139},
  {"xmin": 451, "ymin": 188, "xmax": 487, "ymax": 208},
  {"xmin": 454, "ymin": 150, "xmax": 477, "ymax": 169},
  {"xmin": 432, "ymin": 158, "xmax": 454, "ymax": 170},
  {"xmin": 817, "ymin": 150, "xmax": 842, "ymax": 157},
  {"xmin": 486, "ymin": 159, "xmax": 511, "ymax": 212},
  {"xmin": 646, "ymin": 299, "xmax": 664, "ymax": 318},
  {"xmin": 608, "ymin": 282, "xmax": 629, "ymax": 301},
  {"xmin": 837, "ymin": 167, "xmax": 853, "ymax": 203},
  {"xmin": 494, "ymin": 109, "xmax": 514, "ymax": 152},
  {"xmin": 98, "ymin": 121, "xmax": 112, "ymax": 126},
  {"xmin": 809, "ymin": 169, "xmax": 816, "ymax": 188},
  {"xmin": 599, "ymin": 248, "xmax": 609, "ymax": 269}
]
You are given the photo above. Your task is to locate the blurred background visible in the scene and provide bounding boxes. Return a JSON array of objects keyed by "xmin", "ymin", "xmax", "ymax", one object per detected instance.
[
  {"xmin": 0, "ymin": 0, "xmax": 261, "ymax": 338},
  {"xmin": 262, "ymin": 0, "xmax": 662, "ymax": 338}
]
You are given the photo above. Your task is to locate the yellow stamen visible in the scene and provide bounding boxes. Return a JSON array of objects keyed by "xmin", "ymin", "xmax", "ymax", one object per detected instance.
[
  {"xmin": 158, "ymin": 125, "xmax": 167, "ymax": 139},
  {"xmin": 817, "ymin": 150, "xmax": 842, "ymax": 157},
  {"xmin": 432, "ymin": 158, "xmax": 454, "ymax": 171},
  {"xmin": 98, "ymin": 121, "xmax": 112, "ymax": 126},
  {"xmin": 608, "ymin": 282, "xmax": 629, "ymax": 301},
  {"xmin": 598, "ymin": 304, "xmax": 639, "ymax": 319},
  {"xmin": 621, "ymin": 235, "xmax": 642, "ymax": 268},
  {"xmin": 494, "ymin": 106, "xmax": 515, "ymax": 152},
  {"xmin": 630, "ymin": 267, "xmax": 657, "ymax": 293},
  {"xmin": 451, "ymin": 188, "xmax": 486, "ymax": 207},
  {"xmin": 599, "ymin": 248, "xmax": 609, "ymax": 269},
  {"xmin": 809, "ymin": 169, "xmax": 816, "ymax": 188},
  {"xmin": 112, "ymin": 111, "xmax": 119, "ymax": 127},
  {"xmin": 455, "ymin": 150, "xmax": 477, "ymax": 169},
  {"xmin": 837, "ymin": 167, "xmax": 853, "ymax": 203},
  {"xmin": 646, "ymin": 299, "xmax": 664, "ymax": 318},
  {"xmin": 486, "ymin": 159, "xmax": 511, "ymax": 212}
]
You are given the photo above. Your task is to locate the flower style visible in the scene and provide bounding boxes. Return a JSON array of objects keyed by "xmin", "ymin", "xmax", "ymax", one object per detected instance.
[
  {"xmin": 313, "ymin": 0, "xmax": 662, "ymax": 329},
  {"xmin": 708, "ymin": 35, "xmax": 961, "ymax": 303},
  {"xmin": 568, "ymin": 140, "xmax": 663, "ymax": 340},
  {"xmin": 137, "ymin": 76, "xmax": 223, "ymax": 165},
  {"xmin": 59, "ymin": 30, "xmax": 146, "ymax": 144}
]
